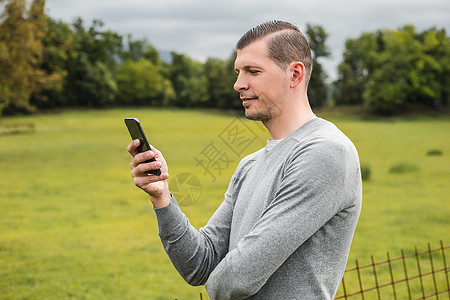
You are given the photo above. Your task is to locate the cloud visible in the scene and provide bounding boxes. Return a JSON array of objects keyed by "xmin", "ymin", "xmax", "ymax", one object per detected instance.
[{"xmin": 45, "ymin": 0, "xmax": 450, "ymax": 80}]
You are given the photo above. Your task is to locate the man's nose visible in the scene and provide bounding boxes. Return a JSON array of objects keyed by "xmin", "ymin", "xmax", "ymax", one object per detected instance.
[{"xmin": 234, "ymin": 74, "xmax": 248, "ymax": 92}]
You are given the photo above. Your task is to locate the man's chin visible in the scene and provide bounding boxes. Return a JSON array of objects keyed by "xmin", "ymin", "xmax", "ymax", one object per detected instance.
[
  {"xmin": 244, "ymin": 108, "xmax": 255, "ymax": 120},
  {"xmin": 244, "ymin": 109, "xmax": 269, "ymax": 122}
]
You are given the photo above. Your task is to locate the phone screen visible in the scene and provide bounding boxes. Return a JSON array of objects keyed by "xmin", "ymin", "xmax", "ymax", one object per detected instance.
[
  {"xmin": 125, "ymin": 118, "xmax": 151, "ymax": 152},
  {"xmin": 124, "ymin": 118, "xmax": 161, "ymax": 175}
]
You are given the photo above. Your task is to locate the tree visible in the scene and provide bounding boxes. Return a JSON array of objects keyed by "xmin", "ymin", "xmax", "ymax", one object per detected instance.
[
  {"xmin": 204, "ymin": 51, "xmax": 240, "ymax": 109},
  {"xmin": 72, "ymin": 18, "xmax": 122, "ymax": 69},
  {"xmin": 306, "ymin": 24, "xmax": 331, "ymax": 108},
  {"xmin": 68, "ymin": 54, "xmax": 117, "ymax": 107},
  {"xmin": 64, "ymin": 18, "xmax": 122, "ymax": 107},
  {"xmin": 120, "ymin": 35, "xmax": 163, "ymax": 67},
  {"xmin": 0, "ymin": 0, "xmax": 60, "ymax": 114},
  {"xmin": 364, "ymin": 26, "xmax": 450, "ymax": 113},
  {"xmin": 333, "ymin": 33, "xmax": 377, "ymax": 105},
  {"xmin": 363, "ymin": 27, "xmax": 418, "ymax": 113},
  {"xmin": 335, "ymin": 25, "xmax": 450, "ymax": 114},
  {"xmin": 115, "ymin": 58, "xmax": 174, "ymax": 106},
  {"xmin": 414, "ymin": 27, "xmax": 450, "ymax": 106},
  {"xmin": 169, "ymin": 52, "xmax": 207, "ymax": 107},
  {"xmin": 30, "ymin": 16, "xmax": 73, "ymax": 108}
]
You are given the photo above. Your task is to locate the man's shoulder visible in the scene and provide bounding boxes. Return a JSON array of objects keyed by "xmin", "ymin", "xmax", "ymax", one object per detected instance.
[
  {"xmin": 291, "ymin": 118, "xmax": 353, "ymax": 147},
  {"xmin": 238, "ymin": 147, "xmax": 264, "ymax": 167},
  {"xmin": 291, "ymin": 117, "xmax": 335, "ymax": 138},
  {"xmin": 230, "ymin": 147, "xmax": 264, "ymax": 180},
  {"xmin": 286, "ymin": 118, "xmax": 359, "ymax": 164}
]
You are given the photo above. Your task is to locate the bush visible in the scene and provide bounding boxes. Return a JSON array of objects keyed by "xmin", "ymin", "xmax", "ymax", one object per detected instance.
[
  {"xmin": 426, "ymin": 149, "xmax": 443, "ymax": 156},
  {"xmin": 389, "ymin": 162, "xmax": 419, "ymax": 174},
  {"xmin": 360, "ymin": 163, "xmax": 372, "ymax": 181}
]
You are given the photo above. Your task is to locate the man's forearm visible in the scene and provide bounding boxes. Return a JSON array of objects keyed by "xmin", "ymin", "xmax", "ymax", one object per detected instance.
[{"xmin": 154, "ymin": 195, "xmax": 232, "ymax": 286}]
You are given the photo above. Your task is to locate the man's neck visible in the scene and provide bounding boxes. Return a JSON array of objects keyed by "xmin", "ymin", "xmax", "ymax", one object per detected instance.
[{"xmin": 263, "ymin": 98, "xmax": 314, "ymax": 140}]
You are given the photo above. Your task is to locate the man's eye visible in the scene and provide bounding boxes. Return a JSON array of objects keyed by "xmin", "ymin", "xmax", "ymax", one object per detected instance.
[{"xmin": 249, "ymin": 70, "xmax": 260, "ymax": 74}]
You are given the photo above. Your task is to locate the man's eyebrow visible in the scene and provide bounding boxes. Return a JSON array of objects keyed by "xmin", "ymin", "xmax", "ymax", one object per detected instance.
[{"xmin": 235, "ymin": 65, "xmax": 262, "ymax": 73}]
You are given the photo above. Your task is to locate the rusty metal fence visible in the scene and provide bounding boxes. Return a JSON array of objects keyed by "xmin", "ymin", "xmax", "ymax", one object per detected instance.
[
  {"xmin": 335, "ymin": 241, "xmax": 449, "ymax": 299},
  {"xmin": 179, "ymin": 241, "xmax": 449, "ymax": 300}
]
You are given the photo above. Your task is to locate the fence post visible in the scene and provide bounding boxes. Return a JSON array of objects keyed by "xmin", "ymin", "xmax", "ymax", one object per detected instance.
[
  {"xmin": 333, "ymin": 241, "xmax": 449, "ymax": 300},
  {"xmin": 414, "ymin": 246, "xmax": 426, "ymax": 299},
  {"xmin": 440, "ymin": 240, "xmax": 450, "ymax": 299},
  {"xmin": 401, "ymin": 248, "xmax": 412, "ymax": 300},
  {"xmin": 355, "ymin": 259, "xmax": 365, "ymax": 300},
  {"xmin": 371, "ymin": 255, "xmax": 381, "ymax": 299},
  {"xmin": 427, "ymin": 243, "xmax": 439, "ymax": 299},
  {"xmin": 386, "ymin": 251, "xmax": 397, "ymax": 299},
  {"xmin": 341, "ymin": 274, "xmax": 348, "ymax": 300},
  {"xmin": 180, "ymin": 242, "xmax": 450, "ymax": 299}
]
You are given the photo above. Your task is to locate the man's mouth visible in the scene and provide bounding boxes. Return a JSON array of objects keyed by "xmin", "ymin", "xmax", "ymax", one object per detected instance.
[{"xmin": 241, "ymin": 96, "xmax": 257, "ymax": 107}]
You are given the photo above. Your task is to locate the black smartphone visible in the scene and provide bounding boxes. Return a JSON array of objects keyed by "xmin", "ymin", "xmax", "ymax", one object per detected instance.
[{"xmin": 124, "ymin": 118, "xmax": 161, "ymax": 176}]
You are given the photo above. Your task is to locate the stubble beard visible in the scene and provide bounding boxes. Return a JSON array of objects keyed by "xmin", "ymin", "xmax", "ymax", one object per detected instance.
[
  {"xmin": 244, "ymin": 102, "xmax": 272, "ymax": 122},
  {"xmin": 244, "ymin": 94, "xmax": 283, "ymax": 123}
]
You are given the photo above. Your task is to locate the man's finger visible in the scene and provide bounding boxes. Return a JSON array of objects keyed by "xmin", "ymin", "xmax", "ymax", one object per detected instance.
[
  {"xmin": 127, "ymin": 139, "xmax": 141, "ymax": 156},
  {"xmin": 130, "ymin": 152, "xmax": 158, "ymax": 172}
]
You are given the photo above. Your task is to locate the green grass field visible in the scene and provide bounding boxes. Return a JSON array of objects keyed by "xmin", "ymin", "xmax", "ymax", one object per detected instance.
[{"xmin": 1, "ymin": 108, "xmax": 449, "ymax": 299}]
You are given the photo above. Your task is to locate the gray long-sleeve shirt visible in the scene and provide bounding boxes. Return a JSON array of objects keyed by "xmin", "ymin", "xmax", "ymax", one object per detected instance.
[{"xmin": 154, "ymin": 117, "xmax": 362, "ymax": 299}]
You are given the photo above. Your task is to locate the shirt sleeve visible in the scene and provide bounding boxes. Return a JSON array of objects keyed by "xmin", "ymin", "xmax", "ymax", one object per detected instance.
[
  {"xmin": 154, "ymin": 180, "xmax": 237, "ymax": 286},
  {"xmin": 205, "ymin": 139, "xmax": 358, "ymax": 299}
]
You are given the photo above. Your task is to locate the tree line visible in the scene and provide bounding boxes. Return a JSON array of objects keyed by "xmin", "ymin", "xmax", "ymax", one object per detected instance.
[
  {"xmin": 1, "ymin": 0, "xmax": 449, "ymax": 116},
  {"xmin": 333, "ymin": 25, "xmax": 450, "ymax": 114}
]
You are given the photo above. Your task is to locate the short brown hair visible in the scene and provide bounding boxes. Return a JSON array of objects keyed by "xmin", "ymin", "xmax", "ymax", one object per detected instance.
[{"xmin": 236, "ymin": 20, "xmax": 313, "ymax": 86}]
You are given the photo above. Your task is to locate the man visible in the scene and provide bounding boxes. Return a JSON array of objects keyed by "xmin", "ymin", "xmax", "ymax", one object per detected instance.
[{"xmin": 127, "ymin": 20, "xmax": 362, "ymax": 299}]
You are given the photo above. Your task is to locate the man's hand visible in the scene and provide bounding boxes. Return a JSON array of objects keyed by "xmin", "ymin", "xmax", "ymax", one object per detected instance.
[{"xmin": 127, "ymin": 139, "xmax": 171, "ymax": 208}]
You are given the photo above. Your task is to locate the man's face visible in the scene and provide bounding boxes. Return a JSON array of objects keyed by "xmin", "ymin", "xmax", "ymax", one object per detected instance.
[{"xmin": 234, "ymin": 38, "xmax": 290, "ymax": 122}]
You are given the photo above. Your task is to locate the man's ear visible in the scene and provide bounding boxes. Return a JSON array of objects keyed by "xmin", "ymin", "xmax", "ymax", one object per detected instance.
[{"xmin": 290, "ymin": 61, "xmax": 305, "ymax": 88}]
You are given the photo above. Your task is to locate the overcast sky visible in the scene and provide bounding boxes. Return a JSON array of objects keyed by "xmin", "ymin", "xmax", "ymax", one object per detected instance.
[{"xmin": 45, "ymin": 0, "xmax": 450, "ymax": 80}]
